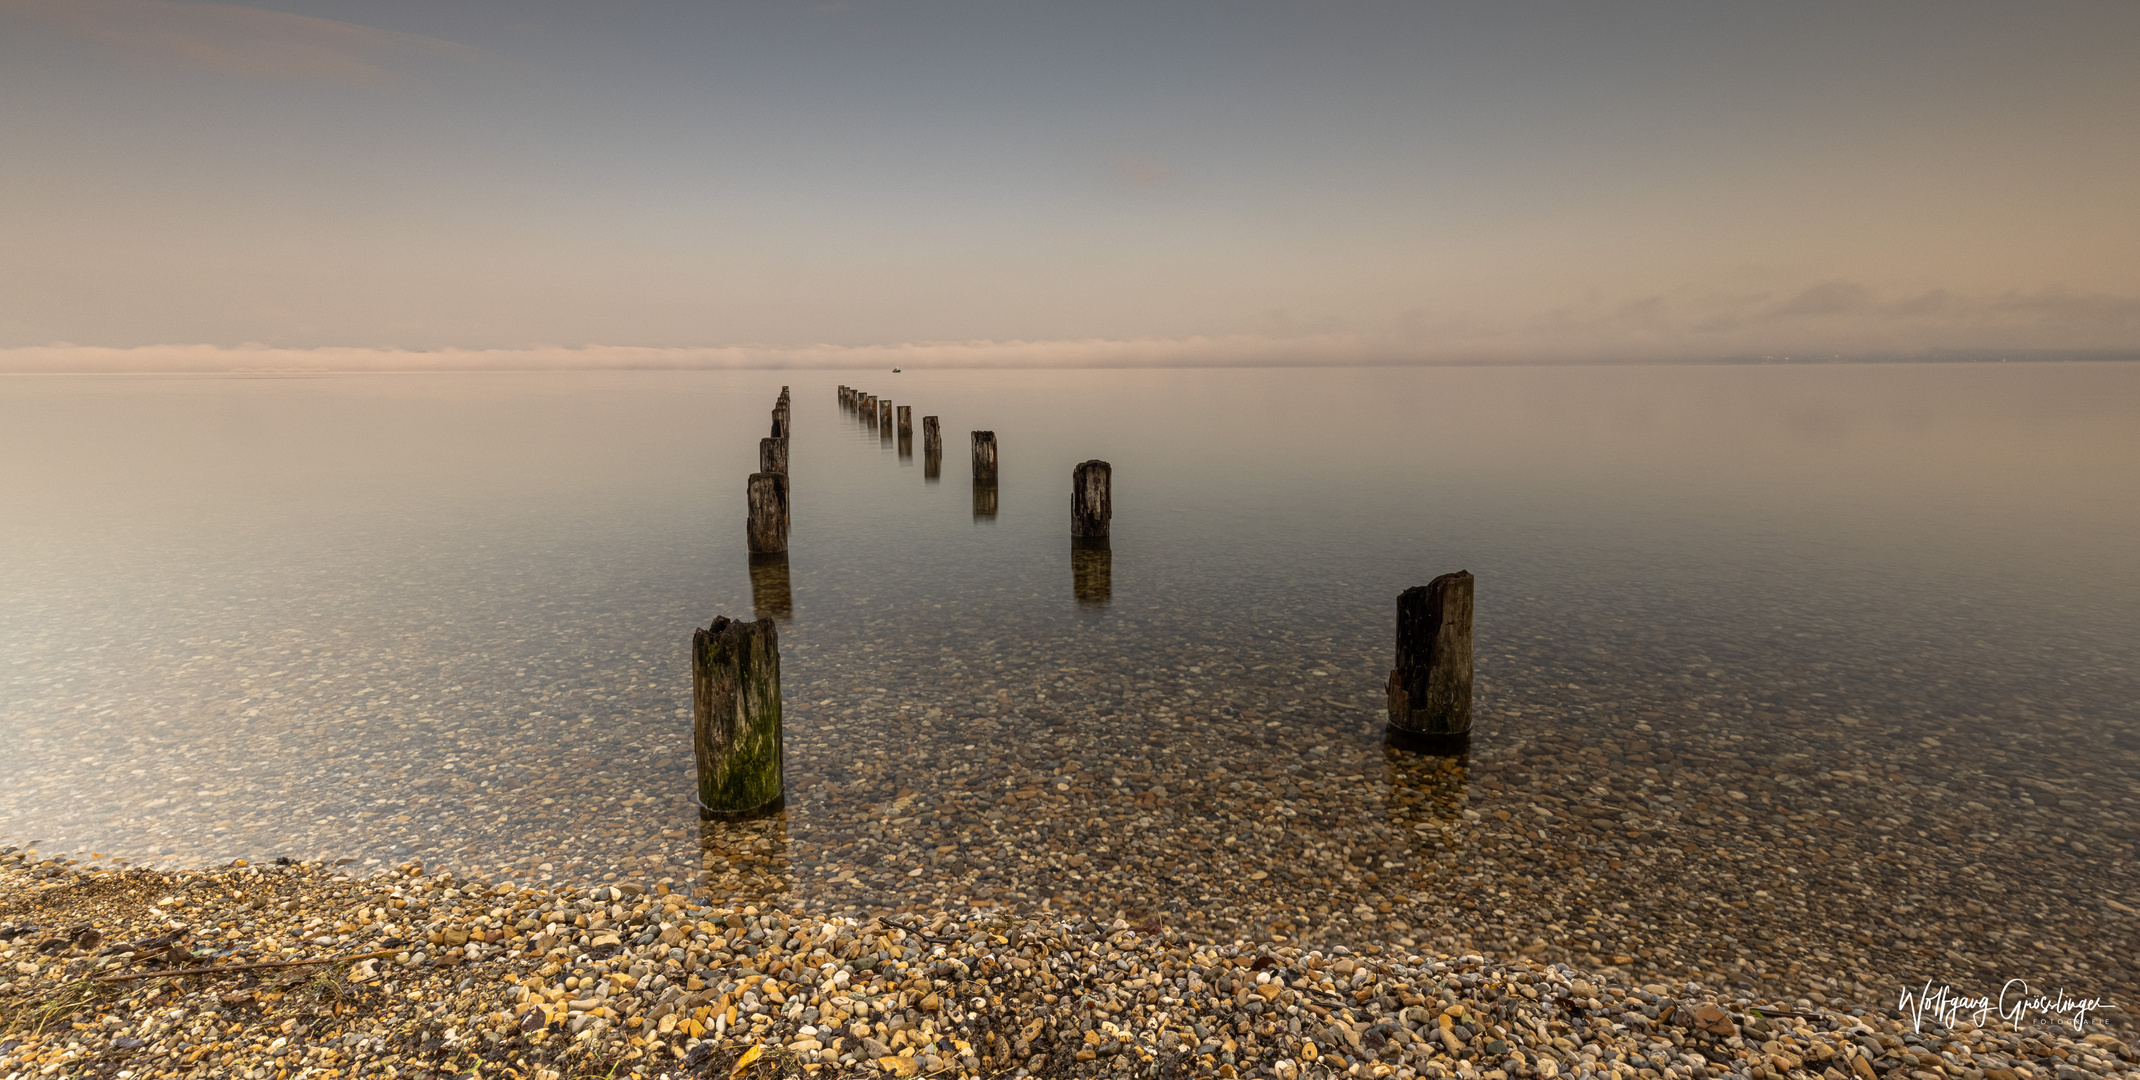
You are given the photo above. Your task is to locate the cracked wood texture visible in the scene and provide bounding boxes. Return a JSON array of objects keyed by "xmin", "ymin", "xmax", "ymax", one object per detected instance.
[
  {"xmin": 691, "ymin": 615, "xmax": 785, "ymax": 818},
  {"xmin": 746, "ymin": 471, "xmax": 788, "ymax": 554},
  {"xmin": 1385, "ymin": 570, "xmax": 1474, "ymax": 753},
  {"xmin": 1071, "ymin": 459, "xmax": 1111, "ymax": 538}
]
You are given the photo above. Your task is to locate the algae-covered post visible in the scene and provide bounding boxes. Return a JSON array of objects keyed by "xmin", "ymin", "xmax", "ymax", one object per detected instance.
[
  {"xmin": 691, "ymin": 615, "xmax": 784, "ymax": 818},
  {"xmin": 971, "ymin": 430, "xmax": 998, "ymax": 483},
  {"xmin": 1072, "ymin": 460, "xmax": 1111, "ymax": 539},
  {"xmin": 758, "ymin": 436, "xmax": 787, "ymax": 476},
  {"xmin": 746, "ymin": 472, "xmax": 788, "ymax": 554},
  {"xmin": 1385, "ymin": 570, "xmax": 1474, "ymax": 753}
]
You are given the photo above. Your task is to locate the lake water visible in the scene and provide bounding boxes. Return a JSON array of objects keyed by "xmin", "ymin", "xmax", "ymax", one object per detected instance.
[{"xmin": 4, "ymin": 363, "xmax": 2138, "ymax": 1010}]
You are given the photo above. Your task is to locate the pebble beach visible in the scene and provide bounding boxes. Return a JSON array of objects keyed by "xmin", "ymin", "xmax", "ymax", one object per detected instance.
[{"xmin": 5, "ymin": 851, "xmax": 2137, "ymax": 1080}]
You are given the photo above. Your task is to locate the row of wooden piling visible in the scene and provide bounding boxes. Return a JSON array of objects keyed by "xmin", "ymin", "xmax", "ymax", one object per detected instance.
[
  {"xmin": 833, "ymin": 379, "xmax": 1471, "ymax": 752},
  {"xmin": 695, "ymin": 381, "xmax": 1475, "ymax": 823},
  {"xmin": 747, "ymin": 388, "xmax": 791, "ymax": 554},
  {"xmin": 696, "ymin": 387, "xmax": 793, "ymax": 819}
]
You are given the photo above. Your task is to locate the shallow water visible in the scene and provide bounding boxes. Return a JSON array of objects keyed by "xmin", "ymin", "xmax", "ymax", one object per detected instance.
[{"xmin": 4, "ymin": 364, "xmax": 2139, "ymax": 1010}]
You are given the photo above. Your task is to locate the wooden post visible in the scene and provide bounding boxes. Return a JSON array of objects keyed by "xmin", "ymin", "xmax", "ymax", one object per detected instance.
[
  {"xmin": 691, "ymin": 615, "xmax": 784, "ymax": 819},
  {"xmin": 878, "ymin": 400, "xmax": 892, "ymax": 429},
  {"xmin": 746, "ymin": 472, "xmax": 788, "ymax": 554},
  {"xmin": 862, "ymin": 394, "xmax": 876, "ymax": 424},
  {"xmin": 971, "ymin": 431, "xmax": 998, "ymax": 483},
  {"xmin": 748, "ymin": 553, "xmax": 792, "ymax": 620},
  {"xmin": 758, "ymin": 436, "xmax": 787, "ymax": 475},
  {"xmin": 770, "ymin": 412, "xmax": 787, "ymax": 439},
  {"xmin": 922, "ymin": 417, "xmax": 942, "ymax": 480},
  {"xmin": 1071, "ymin": 460, "xmax": 1110, "ymax": 539},
  {"xmin": 897, "ymin": 405, "xmax": 912, "ymax": 438},
  {"xmin": 1385, "ymin": 571, "xmax": 1474, "ymax": 753}
]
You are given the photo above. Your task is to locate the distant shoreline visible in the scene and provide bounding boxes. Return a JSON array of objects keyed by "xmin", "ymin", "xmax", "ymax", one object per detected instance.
[{"xmin": 2, "ymin": 350, "xmax": 2136, "ymax": 377}]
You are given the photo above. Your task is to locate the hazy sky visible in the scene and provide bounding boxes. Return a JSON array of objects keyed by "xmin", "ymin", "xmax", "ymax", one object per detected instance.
[{"xmin": 3, "ymin": 1, "xmax": 2137, "ymax": 367}]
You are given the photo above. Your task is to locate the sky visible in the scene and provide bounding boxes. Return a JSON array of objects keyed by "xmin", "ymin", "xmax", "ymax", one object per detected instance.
[{"xmin": 2, "ymin": 0, "xmax": 2137, "ymax": 369}]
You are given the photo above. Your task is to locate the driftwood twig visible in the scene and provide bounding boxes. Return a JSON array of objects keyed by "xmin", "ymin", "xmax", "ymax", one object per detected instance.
[{"xmin": 95, "ymin": 948, "xmax": 399, "ymax": 983}]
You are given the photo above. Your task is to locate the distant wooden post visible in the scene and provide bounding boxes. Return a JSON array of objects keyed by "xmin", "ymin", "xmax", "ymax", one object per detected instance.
[
  {"xmin": 746, "ymin": 472, "xmax": 788, "ymax": 554},
  {"xmin": 770, "ymin": 412, "xmax": 787, "ymax": 439},
  {"xmin": 897, "ymin": 405, "xmax": 912, "ymax": 438},
  {"xmin": 759, "ymin": 436, "xmax": 787, "ymax": 476},
  {"xmin": 691, "ymin": 615, "xmax": 784, "ymax": 819},
  {"xmin": 1385, "ymin": 571, "xmax": 1474, "ymax": 753},
  {"xmin": 971, "ymin": 431, "xmax": 998, "ymax": 483},
  {"xmin": 1071, "ymin": 460, "xmax": 1110, "ymax": 539}
]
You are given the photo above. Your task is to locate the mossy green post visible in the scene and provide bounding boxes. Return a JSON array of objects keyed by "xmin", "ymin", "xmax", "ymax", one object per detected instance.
[{"xmin": 692, "ymin": 615, "xmax": 784, "ymax": 819}]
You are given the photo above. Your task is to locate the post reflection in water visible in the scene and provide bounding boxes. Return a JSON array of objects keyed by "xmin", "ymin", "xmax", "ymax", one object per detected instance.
[
  {"xmin": 897, "ymin": 430, "xmax": 913, "ymax": 461},
  {"xmin": 972, "ymin": 480, "xmax": 998, "ymax": 520},
  {"xmin": 748, "ymin": 553, "xmax": 792, "ymax": 620},
  {"xmin": 1071, "ymin": 539, "xmax": 1111, "ymax": 606},
  {"xmin": 697, "ymin": 810, "xmax": 791, "ymax": 908},
  {"xmin": 1383, "ymin": 747, "xmax": 1469, "ymax": 865},
  {"xmin": 924, "ymin": 449, "xmax": 942, "ymax": 482}
]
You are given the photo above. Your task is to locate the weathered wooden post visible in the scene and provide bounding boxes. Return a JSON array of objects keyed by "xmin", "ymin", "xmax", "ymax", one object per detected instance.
[
  {"xmin": 862, "ymin": 394, "xmax": 877, "ymax": 425},
  {"xmin": 1385, "ymin": 571, "xmax": 1474, "ymax": 753},
  {"xmin": 1071, "ymin": 460, "xmax": 1110, "ymax": 539},
  {"xmin": 971, "ymin": 431, "xmax": 998, "ymax": 517},
  {"xmin": 878, "ymin": 400, "xmax": 893, "ymax": 429},
  {"xmin": 746, "ymin": 472, "xmax": 788, "ymax": 554},
  {"xmin": 922, "ymin": 416, "xmax": 941, "ymax": 456},
  {"xmin": 748, "ymin": 553, "xmax": 792, "ymax": 621},
  {"xmin": 758, "ymin": 436, "xmax": 787, "ymax": 476},
  {"xmin": 691, "ymin": 615, "xmax": 784, "ymax": 818},
  {"xmin": 896, "ymin": 405, "xmax": 912, "ymax": 438}
]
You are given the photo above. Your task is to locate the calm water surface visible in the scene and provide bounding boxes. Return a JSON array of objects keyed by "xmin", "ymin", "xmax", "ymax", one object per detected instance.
[{"xmin": 4, "ymin": 364, "xmax": 2137, "ymax": 1009}]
